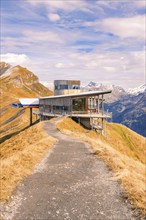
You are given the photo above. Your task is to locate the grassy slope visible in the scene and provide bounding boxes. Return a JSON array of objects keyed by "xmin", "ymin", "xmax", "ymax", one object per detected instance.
[
  {"xmin": 0, "ymin": 65, "xmax": 53, "ymax": 141},
  {"xmin": 57, "ymin": 118, "xmax": 146, "ymax": 215},
  {"xmin": 0, "ymin": 122, "xmax": 57, "ymax": 202}
]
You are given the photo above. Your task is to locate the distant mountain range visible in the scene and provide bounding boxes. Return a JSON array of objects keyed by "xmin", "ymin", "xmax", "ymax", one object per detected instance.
[{"xmin": 82, "ymin": 82, "xmax": 146, "ymax": 137}]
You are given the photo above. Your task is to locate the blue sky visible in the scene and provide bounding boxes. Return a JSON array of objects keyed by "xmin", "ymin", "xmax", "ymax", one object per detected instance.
[{"xmin": 1, "ymin": 0, "xmax": 146, "ymax": 88}]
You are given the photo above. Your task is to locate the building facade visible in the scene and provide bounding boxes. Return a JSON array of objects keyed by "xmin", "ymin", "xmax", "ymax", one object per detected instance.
[
  {"xmin": 15, "ymin": 80, "xmax": 112, "ymax": 133},
  {"xmin": 54, "ymin": 80, "xmax": 80, "ymax": 96}
]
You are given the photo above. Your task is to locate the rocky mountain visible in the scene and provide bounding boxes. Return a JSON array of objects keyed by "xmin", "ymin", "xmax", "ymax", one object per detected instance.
[
  {"xmin": 0, "ymin": 62, "xmax": 12, "ymax": 76},
  {"xmin": 104, "ymin": 92, "xmax": 146, "ymax": 137},
  {"xmin": 81, "ymin": 82, "xmax": 127, "ymax": 102},
  {"xmin": 126, "ymin": 84, "xmax": 146, "ymax": 95},
  {"xmin": 0, "ymin": 62, "xmax": 53, "ymax": 142},
  {"xmin": 83, "ymin": 81, "xmax": 146, "ymax": 137}
]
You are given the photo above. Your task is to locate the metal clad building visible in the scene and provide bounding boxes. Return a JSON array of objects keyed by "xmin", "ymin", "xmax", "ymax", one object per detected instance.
[
  {"xmin": 54, "ymin": 80, "xmax": 80, "ymax": 96},
  {"xmin": 13, "ymin": 80, "xmax": 112, "ymax": 132}
]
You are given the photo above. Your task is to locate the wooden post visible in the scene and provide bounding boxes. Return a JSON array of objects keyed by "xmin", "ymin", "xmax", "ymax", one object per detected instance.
[
  {"xmin": 90, "ymin": 97, "xmax": 92, "ymax": 114},
  {"xmin": 98, "ymin": 95, "xmax": 100, "ymax": 113},
  {"xmin": 102, "ymin": 118, "xmax": 104, "ymax": 133},
  {"xmin": 30, "ymin": 108, "xmax": 32, "ymax": 126},
  {"xmin": 94, "ymin": 96, "xmax": 96, "ymax": 110},
  {"xmin": 102, "ymin": 94, "xmax": 104, "ymax": 115}
]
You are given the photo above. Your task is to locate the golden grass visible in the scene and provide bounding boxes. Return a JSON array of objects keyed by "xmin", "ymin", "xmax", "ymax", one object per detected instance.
[
  {"xmin": 0, "ymin": 108, "xmax": 37, "ymax": 141},
  {"xmin": 105, "ymin": 123, "xmax": 146, "ymax": 164},
  {"xmin": 0, "ymin": 122, "xmax": 57, "ymax": 202},
  {"xmin": 0, "ymin": 69, "xmax": 52, "ymax": 141},
  {"xmin": 57, "ymin": 118, "xmax": 146, "ymax": 215}
]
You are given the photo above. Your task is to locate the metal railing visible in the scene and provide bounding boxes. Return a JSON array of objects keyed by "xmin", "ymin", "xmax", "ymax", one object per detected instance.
[{"xmin": 34, "ymin": 109, "xmax": 112, "ymax": 119}]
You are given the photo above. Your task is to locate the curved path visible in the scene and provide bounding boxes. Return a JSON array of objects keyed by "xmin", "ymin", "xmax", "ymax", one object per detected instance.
[{"xmin": 2, "ymin": 120, "xmax": 137, "ymax": 220}]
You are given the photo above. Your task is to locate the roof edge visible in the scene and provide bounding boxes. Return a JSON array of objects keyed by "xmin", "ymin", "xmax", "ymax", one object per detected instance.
[{"xmin": 39, "ymin": 90, "xmax": 112, "ymax": 99}]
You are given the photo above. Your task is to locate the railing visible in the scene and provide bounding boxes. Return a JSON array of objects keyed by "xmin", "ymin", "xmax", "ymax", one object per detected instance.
[
  {"xmin": 34, "ymin": 109, "xmax": 112, "ymax": 119},
  {"xmin": 71, "ymin": 111, "xmax": 87, "ymax": 114}
]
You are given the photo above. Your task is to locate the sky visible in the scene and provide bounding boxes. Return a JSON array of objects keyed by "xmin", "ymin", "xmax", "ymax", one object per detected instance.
[{"xmin": 1, "ymin": 0, "xmax": 146, "ymax": 88}]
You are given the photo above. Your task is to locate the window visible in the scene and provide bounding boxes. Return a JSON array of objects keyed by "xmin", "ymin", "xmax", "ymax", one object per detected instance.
[
  {"xmin": 55, "ymin": 84, "xmax": 80, "ymax": 90},
  {"xmin": 72, "ymin": 98, "xmax": 86, "ymax": 111},
  {"xmin": 72, "ymin": 85, "xmax": 80, "ymax": 89}
]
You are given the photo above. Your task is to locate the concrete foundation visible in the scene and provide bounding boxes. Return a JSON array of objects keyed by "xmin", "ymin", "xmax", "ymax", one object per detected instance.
[{"xmin": 72, "ymin": 117, "xmax": 91, "ymax": 129}]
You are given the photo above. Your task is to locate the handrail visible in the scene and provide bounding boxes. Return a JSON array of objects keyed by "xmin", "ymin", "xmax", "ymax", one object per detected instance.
[{"xmin": 37, "ymin": 110, "xmax": 112, "ymax": 118}]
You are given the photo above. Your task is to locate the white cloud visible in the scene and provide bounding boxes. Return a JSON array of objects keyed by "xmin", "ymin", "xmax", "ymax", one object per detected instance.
[
  {"xmin": 24, "ymin": 49, "xmax": 145, "ymax": 88},
  {"xmin": 101, "ymin": 15, "xmax": 145, "ymax": 39},
  {"xmin": 134, "ymin": 0, "xmax": 146, "ymax": 8},
  {"xmin": 23, "ymin": 30, "xmax": 64, "ymax": 44},
  {"xmin": 48, "ymin": 13, "xmax": 60, "ymax": 22},
  {"xmin": 1, "ymin": 1, "xmax": 145, "ymax": 88},
  {"xmin": 0, "ymin": 53, "xmax": 29, "ymax": 66},
  {"xmin": 55, "ymin": 63, "xmax": 64, "ymax": 68},
  {"xmin": 1, "ymin": 50, "xmax": 144, "ymax": 88},
  {"xmin": 27, "ymin": 0, "xmax": 87, "ymax": 12},
  {"xmin": 86, "ymin": 15, "xmax": 145, "ymax": 40}
]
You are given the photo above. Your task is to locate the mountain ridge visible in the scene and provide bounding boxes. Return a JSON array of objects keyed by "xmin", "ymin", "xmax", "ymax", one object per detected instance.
[
  {"xmin": 81, "ymin": 81, "xmax": 146, "ymax": 137},
  {"xmin": 0, "ymin": 62, "xmax": 53, "ymax": 141}
]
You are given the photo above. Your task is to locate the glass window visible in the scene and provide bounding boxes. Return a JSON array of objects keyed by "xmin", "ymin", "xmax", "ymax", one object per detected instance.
[
  {"xmin": 72, "ymin": 85, "xmax": 80, "ymax": 89},
  {"xmin": 72, "ymin": 98, "xmax": 86, "ymax": 111}
]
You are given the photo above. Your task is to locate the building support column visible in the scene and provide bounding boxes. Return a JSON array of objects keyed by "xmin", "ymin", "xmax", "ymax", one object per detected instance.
[
  {"xmin": 90, "ymin": 97, "xmax": 92, "ymax": 114},
  {"xmin": 102, "ymin": 94, "xmax": 104, "ymax": 115},
  {"xmin": 94, "ymin": 96, "xmax": 96, "ymax": 110},
  {"xmin": 30, "ymin": 108, "xmax": 33, "ymax": 126},
  {"xmin": 98, "ymin": 96, "xmax": 100, "ymax": 113}
]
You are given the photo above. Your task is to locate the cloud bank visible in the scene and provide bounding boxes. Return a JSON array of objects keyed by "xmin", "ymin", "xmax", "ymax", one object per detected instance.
[{"xmin": 1, "ymin": 0, "xmax": 145, "ymax": 88}]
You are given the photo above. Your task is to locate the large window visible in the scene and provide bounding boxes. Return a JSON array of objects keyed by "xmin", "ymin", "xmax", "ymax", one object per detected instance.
[
  {"xmin": 55, "ymin": 84, "xmax": 80, "ymax": 90},
  {"xmin": 55, "ymin": 84, "xmax": 68, "ymax": 90},
  {"xmin": 72, "ymin": 98, "xmax": 86, "ymax": 112},
  {"xmin": 72, "ymin": 85, "xmax": 80, "ymax": 89}
]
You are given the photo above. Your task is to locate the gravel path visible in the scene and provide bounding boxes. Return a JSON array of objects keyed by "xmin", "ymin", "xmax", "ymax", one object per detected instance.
[{"xmin": 1, "ymin": 120, "xmax": 138, "ymax": 220}]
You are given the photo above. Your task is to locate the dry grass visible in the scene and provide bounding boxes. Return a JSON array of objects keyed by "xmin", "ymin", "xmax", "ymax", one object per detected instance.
[
  {"xmin": 57, "ymin": 118, "xmax": 146, "ymax": 215},
  {"xmin": 0, "ymin": 67, "xmax": 53, "ymax": 141},
  {"xmin": 0, "ymin": 122, "xmax": 57, "ymax": 202}
]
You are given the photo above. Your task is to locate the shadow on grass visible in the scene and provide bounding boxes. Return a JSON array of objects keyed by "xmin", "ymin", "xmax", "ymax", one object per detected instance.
[{"xmin": 0, "ymin": 120, "xmax": 40, "ymax": 144}]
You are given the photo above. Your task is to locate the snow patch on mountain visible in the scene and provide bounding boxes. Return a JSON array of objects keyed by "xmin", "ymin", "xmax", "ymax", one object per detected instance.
[
  {"xmin": 1, "ymin": 67, "xmax": 14, "ymax": 77},
  {"xmin": 0, "ymin": 62, "xmax": 12, "ymax": 77},
  {"xmin": 40, "ymin": 81, "xmax": 54, "ymax": 91},
  {"xmin": 127, "ymin": 84, "xmax": 146, "ymax": 95},
  {"xmin": 82, "ymin": 81, "xmax": 125, "ymax": 92}
]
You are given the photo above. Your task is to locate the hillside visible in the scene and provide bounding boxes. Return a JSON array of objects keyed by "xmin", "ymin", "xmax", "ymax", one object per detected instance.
[
  {"xmin": 0, "ymin": 122, "xmax": 56, "ymax": 201},
  {"xmin": 0, "ymin": 116, "xmax": 145, "ymax": 216},
  {"xmin": 105, "ymin": 92, "xmax": 146, "ymax": 137},
  {"xmin": 0, "ymin": 62, "xmax": 53, "ymax": 142},
  {"xmin": 57, "ymin": 118, "xmax": 146, "ymax": 215}
]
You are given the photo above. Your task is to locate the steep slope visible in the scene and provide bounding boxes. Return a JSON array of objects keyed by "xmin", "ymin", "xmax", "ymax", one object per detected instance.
[
  {"xmin": 0, "ymin": 62, "xmax": 53, "ymax": 142},
  {"xmin": 0, "ymin": 62, "xmax": 11, "ymax": 76},
  {"xmin": 105, "ymin": 91, "xmax": 146, "ymax": 137},
  {"xmin": 57, "ymin": 118, "xmax": 146, "ymax": 215},
  {"xmin": 1, "ymin": 122, "xmax": 56, "ymax": 201}
]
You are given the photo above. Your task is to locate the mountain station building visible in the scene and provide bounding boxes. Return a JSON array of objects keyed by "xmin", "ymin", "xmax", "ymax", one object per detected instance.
[{"xmin": 14, "ymin": 80, "xmax": 112, "ymax": 133}]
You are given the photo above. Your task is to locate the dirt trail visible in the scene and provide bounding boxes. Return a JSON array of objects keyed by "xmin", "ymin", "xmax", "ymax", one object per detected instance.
[{"xmin": 1, "ymin": 120, "xmax": 138, "ymax": 220}]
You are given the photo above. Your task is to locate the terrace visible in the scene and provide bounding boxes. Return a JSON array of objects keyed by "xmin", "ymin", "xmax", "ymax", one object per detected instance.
[{"xmin": 39, "ymin": 90, "xmax": 112, "ymax": 132}]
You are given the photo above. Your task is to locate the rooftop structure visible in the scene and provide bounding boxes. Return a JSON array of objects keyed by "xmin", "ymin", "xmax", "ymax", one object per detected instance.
[{"xmin": 54, "ymin": 80, "xmax": 80, "ymax": 96}]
